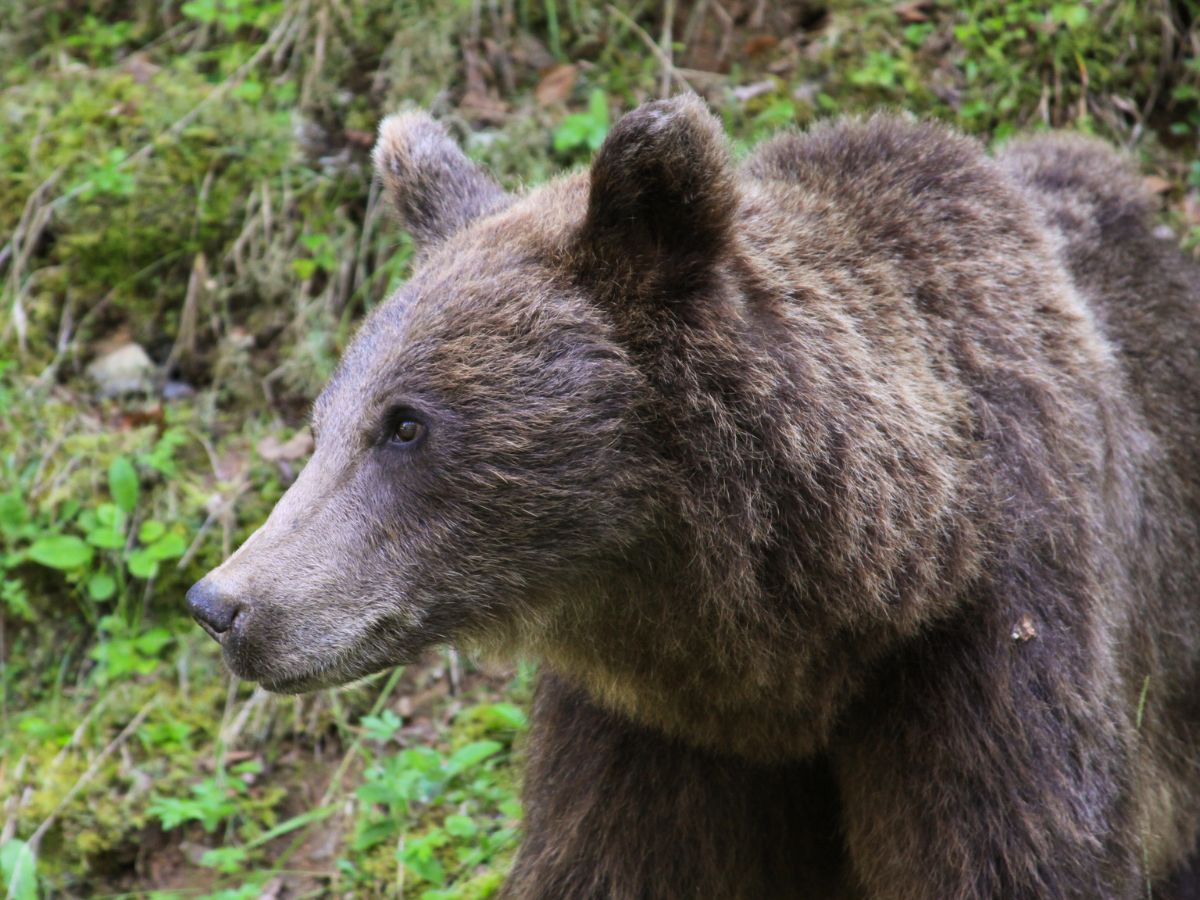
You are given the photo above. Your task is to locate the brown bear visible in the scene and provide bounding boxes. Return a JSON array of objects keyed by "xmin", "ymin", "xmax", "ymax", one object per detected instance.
[{"xmin": 187, "ymin": 94, "xmax": 1200, "ymax": 898}]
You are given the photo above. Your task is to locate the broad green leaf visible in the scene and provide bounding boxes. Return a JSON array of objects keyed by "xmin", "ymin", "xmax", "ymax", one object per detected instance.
[
  {"xmin": 28, "ymin": 535, "xmax": 93, "ymax": 570},
  {"xmin": 473, "ymin": 702, "xmax": 527, "ymax": 731},
  {"xmin": 127, "ymin": 549, "xmax": 159, "ymax": 580},
  {"xmin": 109, "ymin": 457, "xmax": 139, "ymax": 514},
  {"xmin": 147, "ymin": 532, "xmax": 186, "ymax": 561},
  {"xmin": 86, "ymin": 526, "xmax": 125, "ymax": 550},
  {"xmin": 138, "ymin": 520, "xmax": 165, "ymax": 543},
  {"xmin": 0, "ymin": 491, "xmax": 27, "ymax": 534},
  {"xmin": 135, "ymin": 628, "xmax": 172, "ymax": 655},
  {"xmin": 95, "ymin": 503, "xmax": 120, "ymax": 527},
  {"xmin": 0, "ymin": 838, "xmax": 38, "ymax": 900},
  {"xmin": 87, "ymin": 572, "xmax": 116, "ymax": 601},
  {"xmin": 444, "ymin": 814, "xmax": 477, "ymax": 838},
  {"xmin": 445, "ymin": 740, "xmax": 502, "ymax": 777}
]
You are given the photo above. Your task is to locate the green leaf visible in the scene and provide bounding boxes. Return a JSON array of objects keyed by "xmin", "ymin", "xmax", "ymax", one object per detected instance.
[
  {"xmin": 292, "ymin": 258, "xmax": 317, "ymax": 279},
  {"xmin": 138, "ymin": 520, "xmax": 166, "ymax": 543},
  {"xmin": 109, "ymin": 457, "xmax": 139, "ymax": 514},
  {"xmin": 0, "ymin": 839, "xmax": 38, "ymax": 900},
  {"xmin": 86, "ymin": 526, "xmax": 125, "ymax": 550},
  {"xmin": 1049, "ymin": 3, "xmax": 1089, "ymax": 28},
  {"xmin": 233, "ymin": 80, "xmax": 264, "ymax": 103},
  {"xmin": 353, "ymin": 818, "xmax": 397, "ymax": 851},
  {"xmin": 147, "ymin": 532, "xmax": 187, "ymax": 561},
  {"xmin": 87, "ymin": 572, "xmax": 116, "ymax": 601},
  {"xmin": 199, "ymin": 846, "xmax": 248, "ymax": 873},
  {"xmin": 445, "ymin": 740, "xmax": 502, "ymax": 777},
  {"xmin": 135, "ymin": 628, "xmax": 172, "ymax": 655},
  {"xmin": 126, "ymin": 549, "xmax": 159, "ymax": 580},
  {"xmin": 0, "ymin": 491, "xmax": 27, "ymax": 535},
  {"xmin": 245, "ymin": 805, "xmax": 336, "ymax": 849},
  {"xmin": 2, "ymin": 579, "xmax": 34, "ymax": 621},
  {"xmin": 553, "ymin": 89, "xmax": 609, "ymax": 154},
  {"xmin": 361, "ymin": 709, "xmax": 402, "ymax": 742},
  {"xmin": 444, "ymin": 814, "xmax": 477, "ymax": 838},
  {"xmin": 474, "ymin": 701, "xmax": 527, "ymax": 731},
  {"xmin": 28, "ymin": 535, "xmax": 94, "ymax": 570}
]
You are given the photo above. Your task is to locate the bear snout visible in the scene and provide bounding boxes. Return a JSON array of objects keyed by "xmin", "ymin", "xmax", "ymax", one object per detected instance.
[{"xmin": 185, "ymin": 576, "xmax": 243, "ymax": 640}]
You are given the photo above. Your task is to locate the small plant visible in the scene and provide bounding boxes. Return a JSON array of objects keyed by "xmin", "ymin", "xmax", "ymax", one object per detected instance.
[
  {"xmin": 292, "ymin": 233, "xmax": 339, "ymax": 280},
  {"xmin": 553, "ymin": 89, "xmax": 610, "ymax": 157},
  {"xmin": 79, "ymin": 149, "xmax": 136, "ymax": 200},
  {"xmin": 87, "ymin": 614, "xmax": 173, "ymax": 682},
  {"xmin": 5, "ymin": 425, "xmax": 193, "ymax": 628},
  {"xmin": 180, "ymin": 0, "xmax": 283, "ymax": 33},
  {"xmin": 338, "ymin": 700, "xmax": 527, "ymax": 895},
  {"xmin": 149, "ymin": 767, "xmax": 254, "ymax": 834}
]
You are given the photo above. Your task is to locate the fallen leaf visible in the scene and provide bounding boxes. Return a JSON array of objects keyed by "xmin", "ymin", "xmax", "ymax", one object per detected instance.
[
  {"xmin": 116, "ymin": 405, "xmax": 165, "ymax": 431},
  {"xmin": 536, "ymin": 63, "xmax": 577, "ymax": 106},
  {"xmin": 1143, "ymin": 175, "xmax": 1173, "ymax": 195},
  {"xmin": 257, "ymin": 428, "xmax": 314, "ymax": 463},
  {"xmin": 894, "ymin": 0, "xmax": 933, "ymax": 22},
  {"xmin": 344, "ymin": 128, "xmax": 375, "ymax": 149},
  {"xmin": 743, "ymin": 35, "xmax": 779, "ymax": 56}
]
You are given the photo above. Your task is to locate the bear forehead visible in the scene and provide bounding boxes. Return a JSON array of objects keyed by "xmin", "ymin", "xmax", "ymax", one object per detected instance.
[{"xmin": 316, "ymin": 266, "xmax": 594, "ymax": 429}]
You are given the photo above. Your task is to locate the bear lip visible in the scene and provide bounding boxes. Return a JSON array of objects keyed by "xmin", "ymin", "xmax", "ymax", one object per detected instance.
[{"xmin": 258, "ymin": 670, "xmax": 337, "ymax": 695}]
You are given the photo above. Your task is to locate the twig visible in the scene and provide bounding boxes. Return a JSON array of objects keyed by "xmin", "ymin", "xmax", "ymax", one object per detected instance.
[
  {"xmin": 221, "ymin": 685, "xmax": 271, "ymax": 747},
  {"xmin": 709, "ymin": 0, "xmax": 734, "ymax": 65},
  {"xmin": 607, "ymin": 5, "xmax": 694, "ymax": 96},
  {"xmin": 659, "ymin": 0, "xmax": 676, "ymax": 100},
  {"xmin": 164, "ymin": 252, "xmax": 208, "ymax": 373}
]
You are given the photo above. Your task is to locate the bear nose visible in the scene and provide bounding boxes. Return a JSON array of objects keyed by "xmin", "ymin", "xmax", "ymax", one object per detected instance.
[{"xmin": 186, "ymin": 578, "xmax": 241, "ymax": 638}]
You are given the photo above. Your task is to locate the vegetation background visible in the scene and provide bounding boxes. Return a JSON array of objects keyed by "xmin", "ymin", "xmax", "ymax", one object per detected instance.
[{"xmin": 1, "ymin": 0, "xmax": 1198, "ymax": 896}]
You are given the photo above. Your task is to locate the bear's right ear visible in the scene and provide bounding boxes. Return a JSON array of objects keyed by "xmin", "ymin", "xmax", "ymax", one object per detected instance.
[
  {"xmin": 372, "ymin": 112, "xmax": 509, "ymax": 254},
  {"xmin": 577, "ymin": 94, "xmax": 737, "ymax": 294}
]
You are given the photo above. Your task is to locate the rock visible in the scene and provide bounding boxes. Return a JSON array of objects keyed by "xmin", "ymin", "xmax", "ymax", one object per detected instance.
[
  {"xmin": 86, "ymin": 343, "xmax": 155, "ymax": 397},
  {"xmin": 161, "ymin": 379, "xmax": 195, "ymax": 401}
]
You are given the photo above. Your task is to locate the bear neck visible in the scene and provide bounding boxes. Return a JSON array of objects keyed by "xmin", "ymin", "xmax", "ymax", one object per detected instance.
[{"xmin": 531, "ymin": 234, "xmax": 993, "ymax": 760}]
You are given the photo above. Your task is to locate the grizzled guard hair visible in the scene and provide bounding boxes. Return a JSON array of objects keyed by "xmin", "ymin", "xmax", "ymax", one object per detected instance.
[{"xmin": 189, "ymin": 94, "xmax": 1200, "ymax": 899}]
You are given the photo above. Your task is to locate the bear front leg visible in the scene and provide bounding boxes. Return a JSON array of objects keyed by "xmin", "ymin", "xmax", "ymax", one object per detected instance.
[
  {"xmin": 834, "ymin": 606, "xmax": 1140, "ymax": 900},
  {"xmin": 503, "ymin": 673, "xmax": 852, "ymax": 900}
]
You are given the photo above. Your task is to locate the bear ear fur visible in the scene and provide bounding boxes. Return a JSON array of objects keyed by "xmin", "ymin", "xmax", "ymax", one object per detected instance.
[
  {"xmin": 580, "ymin": 94, "xmax": 737, "ymax": 289},
  {"xmin": 372, "ymin": 112, "xmax": 509, "ymax": 254}
]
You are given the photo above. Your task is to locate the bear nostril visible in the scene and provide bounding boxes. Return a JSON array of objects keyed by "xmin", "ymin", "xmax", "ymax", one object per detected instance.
[{"xmin": 185, "ymin": 578, "xmax": 242, "ymax": 637}]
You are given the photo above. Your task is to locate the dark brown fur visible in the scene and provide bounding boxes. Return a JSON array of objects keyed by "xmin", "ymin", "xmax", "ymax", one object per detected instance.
[{"xmin": 188, "ymin": 95, "xmax": 1200, "ymax": 898}]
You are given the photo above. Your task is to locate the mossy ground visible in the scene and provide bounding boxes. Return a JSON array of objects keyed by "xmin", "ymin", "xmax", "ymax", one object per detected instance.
[{"xmin": 1, "ymin": 1, "xmax": 1198, "ymax": 896}]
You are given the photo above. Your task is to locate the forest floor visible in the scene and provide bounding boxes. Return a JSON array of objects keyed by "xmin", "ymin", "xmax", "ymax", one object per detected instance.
[{"xmin": 1, "ymin": 0, "xmax": 1198, "ymax": 897}]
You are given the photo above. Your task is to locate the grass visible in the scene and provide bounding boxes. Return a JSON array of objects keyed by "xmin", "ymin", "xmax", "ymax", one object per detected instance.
[{"xmin": 1, "ymin": 0, "xmax": 1198, "ymax": 896}]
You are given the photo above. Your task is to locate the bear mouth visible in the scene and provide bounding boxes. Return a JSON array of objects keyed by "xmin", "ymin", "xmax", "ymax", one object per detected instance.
[
  {"xmin": 259, "ymin": 669, "xmax": 341, "ymax": 694},
  {"xmin": 250, "ymin": 648, "xmax": 418, "ymax": 695},
  {"xmin": 219, "ymin": 614, "xmax": 431, "ymax": 694}
]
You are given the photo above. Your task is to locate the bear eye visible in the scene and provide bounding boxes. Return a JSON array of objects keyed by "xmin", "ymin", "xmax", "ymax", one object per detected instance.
[{"xmin": 390, "ymin": 419, "xmax": 425, "ymax": 446}]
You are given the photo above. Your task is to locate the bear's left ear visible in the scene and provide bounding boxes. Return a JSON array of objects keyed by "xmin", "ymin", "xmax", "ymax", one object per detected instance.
[
  {"xmin": 579, "ymin": 94, "xmax": 737, "ymax": 289},
  {"xmin": 372, "ymin": 112, "xmax": 509, "ymax": 254}
]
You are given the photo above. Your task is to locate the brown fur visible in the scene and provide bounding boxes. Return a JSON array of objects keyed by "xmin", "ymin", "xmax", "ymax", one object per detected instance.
[{"xmin": 188, "ymin": 95, "xmax": 1200, "ymax": 898}]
